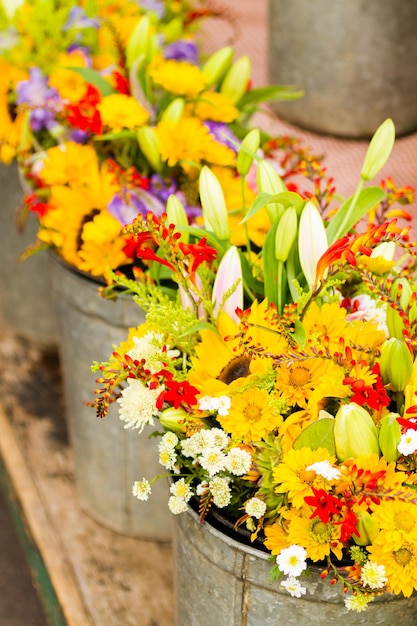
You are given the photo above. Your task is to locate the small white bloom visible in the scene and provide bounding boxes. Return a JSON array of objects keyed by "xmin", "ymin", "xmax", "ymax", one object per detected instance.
[
  {"xmin": 280, "ymin": 577, "xmax": 306, "ymax": 598},
  {"xmin": 159, "ymin": 431, "xmax": 179, "ymax": 451},
  {"xmin": 216, "ymin": 396, "xmax": 232, "ymax": 416},
  {"xmin": 225, "ymin": 447, "xmax": 252, "ymax": 476},
  {"xmin": 169, "ymin": 478, "xmax": 193, "ymax": 502},
  {"xmin": 200, "ymin": 447, "xmax": 227, "ymax": 476},
  {"xmin": 181, "ymin": 430, "xmax": 216, "ymax": 458},
  {"xmin": 344, "ymin": 594, "xmax": 375, "ymax": 612},
  {"xmin": 158, "ymin": 448, "xmax": 177, "ymax": 470},
  {"xmin": 210, "ymin": 427, "xmax": 230, "ymax": 450},
  {"xmin": 168, "ymin": 495, "xmax": 188, "ymax": 515},
  {"xmin": 360, "ymin": 561, "xmax": 387, "ymax": 590},
  {"xmin": 245, "ymin": 497, "xmax": 267, "ymax": 520},
  {"xmin": 132, "ymin": 479, "xmax": 151, "ymax": 501},
  {"xmin": 209, "ymin": 476, "xmax": 231, "ymax": 508},
  {"xmin": 117, "ymin": 379, "xmax": 161, "ymax": 433},
  {"xmin": 198, "ymin": 395, "xmax": 231, "ymax": 416},
  {"xmin": 198, "ymin": 395, "xmax": 219, "ymax": 412},
  {"xmin": 276, "ymin": 545, "xmax": 307, "ymax": 577},
  {"xmin": 398, "ymin": 429, "xmax": 417, "ymax": 456},
  {"xmin": 306, "ymin": 460, "xmax": 341, "ymax": 481}
]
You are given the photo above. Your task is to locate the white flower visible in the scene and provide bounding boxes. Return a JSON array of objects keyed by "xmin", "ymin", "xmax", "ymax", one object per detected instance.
[
  {"xmin": 159, "ymin": 431, "xmax": 179, "ymax": 451},
  {"xmin": 344, "ymin": 594, "xmax": 375, "ymax": 612},
  {"xmin": 169, "ymin": 478, "xmax": 193, "ymax": 502},
  {"xmin": 280, "ymin": 577, "xmax": 306, "ymax": 598},
  {"xmin": 276, "ymin": 545, "xmax": 307, "ymax": 577},
  {"xmin": 158, "ymin": 448, "xmax": 177, "ymax": 470},
  {"xmin": 306, "ymin": 460, "xmax": 341, "ymax": 481},
  {"xmin": 216, "ymin": 396, "xmax": 232, "ymax": 416},
  {"xmin": 225, "ymin": 447, "xmax": 252, "ymax": 476},
  {"xmin": 360, "ymin": 561, "xmax": 387, "ymax": 590},
  {"xmin": 198, "ymin": 395, "xmax": 231, "ymax": 416},
  {"xmin": 398, "ymin": 429, "xmax": 417, "ymax": 456},
  {"xmin": 198, "ymin": 395, "xmax": 219, "ymax": 411},
  {"xmin": 117, "ymin": 379, "xmax": 161, "ymax": 433},
  {"xmin": 180, "ymin": 430, "xmax": 216, "ymax": 458},
  {"xmin": 168, "ymin": 495, "xmax": 188, "ymax": 514},
  {"xmin": 210, "ymin": 428, "xmax": 230, "ymax": 450},
  {"xmin": 209, "ymin": 476, "xmax": 231, "ymax": 508},
  {"xmin": 128, "ymin": 331, "xmax": 179, "ymax": 372},
  {"xmin": 245, "ymin": 497, "xmax": 266, "ymax": 520},
  {"xmin": 132, "ymin": 479, "xmax": 151, "ymax": 501},
  {"xmin": 200, "ymin": 447, "xmax": 227, "ymax": 476}
]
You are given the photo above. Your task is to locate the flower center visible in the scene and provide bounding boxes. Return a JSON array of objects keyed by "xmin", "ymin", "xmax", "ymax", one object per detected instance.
[
  {"xmin": 310, "ymin": 519, "xmax": 332, "ymax": 542},
  {"xmin": 394, "ymin": 512, "xmax": 415, "ymax": 533},
  {"xmin": 393, "ymin": 544, "xmax": 413, "ymax": 567},
  {"xmin": 218, "ymin": 356, "xmax": 251, "ymax": 385},
  {"xmin": 299, "ymin": 469, "xmax": 316, "ymax": 484},
  {"xmin": 244, "ymin": 404, "xmax": 262, "ymax": 423},
  {"xmin": 289, "ymin": 366, "xmax": 311, "ymax": 387}
]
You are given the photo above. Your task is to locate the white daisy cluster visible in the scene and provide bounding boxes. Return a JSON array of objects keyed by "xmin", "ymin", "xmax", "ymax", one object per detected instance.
[
  {"xmin": 306, "ymin": 460, "xmax": 341, "ymax": 480},
  {"xmin": 168, "ymin": 478, "xmax": 193, "ymax": 514},
  {"xmin": 127, "ymin": 330, "xmax": 179, "ymax": 373},
  {"xmin": 117, "ymin": 378, "xmax": 162, "ymax": 433},
  {"xmin": 158, "ymin": 431, "xmax": 179, "ymax": 471},
  {"xmin": 245, "ymin": 497, "xmax": 267, "ymax": 520},
  {"xmin": 198, "ymin": 395, "xmax": 231, "ymax": 416},
  {"xmin": 276, "ymin": 545, "xmax": 307, "ymax": 598}
]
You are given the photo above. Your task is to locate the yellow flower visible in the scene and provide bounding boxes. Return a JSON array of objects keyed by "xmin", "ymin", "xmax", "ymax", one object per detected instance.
[
  {"xmin": 275, "ymin": 357, "xmax": 333, "ymax": 408},
  {"xmin": 273, "ymin": 447, "xmax": 337, "ymax": 509},
  {"xmin": 189, "ymin": 90, "xmax": 239, "ymax": 123},
  {"xmin": 217, "ymin": 385, "xmax": 282, "ymax": 443},
  {"xmin": 48, "ymin": 51, "xmax": 89, "ymax": 103},
  {"xmin": 39, "ymin": 142, "xmax": 98, "ymax": 187},
  {"xmin": 98, "ymin": 94, "xmax": 149, "ymax": 131},
  {"xmin": 78, "ymin": 212, "xmax": 129, "ymax": 276},
  {"xmin": 149, "ymin": 57, "xmax": 207, "ymax": 97},
  {"xmin": 286, "ymin": 507, "xmax": 344, "ymax": 562},
  {"xmin": 370, "ymin": 498, "xmax": 417, "ymax": 542},
  {"xmin": 154, "ymin": 117, "xmax": 236, "ymax": 169},
  {"xmin": 264, "ymin": 521, "xmax": 291, "ymax": 555},
  {"xmin": 368, "ymin": 532, "xmax": 417, "ymax": 597}
]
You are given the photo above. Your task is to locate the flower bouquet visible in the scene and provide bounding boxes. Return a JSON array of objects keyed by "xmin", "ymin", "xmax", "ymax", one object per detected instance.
[{"xmin": 91, "ymin": 117, "xmax": 417, "ymax": 615}]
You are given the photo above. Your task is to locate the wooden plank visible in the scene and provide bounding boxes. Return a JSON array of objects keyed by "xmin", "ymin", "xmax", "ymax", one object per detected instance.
[{"xmin": 0, "ymin": 405, "xmax": 93, "ymax": 626}]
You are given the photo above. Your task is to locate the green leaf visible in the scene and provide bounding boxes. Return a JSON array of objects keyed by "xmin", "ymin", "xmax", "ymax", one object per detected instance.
[
  {"xmin": 93, "ymin": 130, "xmax": 137, "ymax": 141},
  {"xmin": 262, "ymin": 222, "xmax": 279, "ymax": 306},
  {"xmin": 239, "ymin": 85, "xmax": 303, "ymax": 108},
  {"xmin": 290, "ymin": 319, "xmax": 307, "ymax": 348},
  {"xmin": 240, "ymin": 192, "xmax": 275, "ymax": 224},
  {"xmin": 293, "ymin": 418, "xmax": 336, "ymax": 454},
  {"xmin": 241, "ymin": 191, "xmax": 305, "ymax": 224},
  {"xmin": 65, "ymin": 66, "xmax": 115, "ymax": 96},
  {"xmin": 326, "ymin": 186, "xmax": 385, "ymax": 245},
  {"xmin": 238, "ymin": 250, "xmax": 265, "ymax": 298}
]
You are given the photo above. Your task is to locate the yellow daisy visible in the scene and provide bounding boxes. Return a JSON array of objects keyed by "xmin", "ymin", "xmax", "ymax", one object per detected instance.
[
  {"xmin": 48, "ymin": 50, "xmax": 89, "ymax": 103},
  {"xmin": 38, "ymin": 142, "xmax": 98, "ymax": 187},
  {"xmin": 78, "ymin": 212, "xmax": 129, "ymax": 276},
  {"xmin": 286, "ymin": 507, "xmax": 344, "ymax": 562},
  {"xmin": 98, "ymin": 94, "xmax": 149, "ymax": 132},
  {"xmin": 275, "ymin": 357, "xmax": 334, "ymax": 408},
  {"xmin": 370, "ymin": 498, "xmax": 417, "ymax": 542},
  {"xmin": 264, "ymin": 521, "xmax": 292, "ymax": 555},
  {"xmin": 273, "ymin": 447, "xmax": 337, "ymax": 509},
  {"xmin": 189, "ymin": 90, "xmax": 239, "ymax": 123},
  {"xmin": 368, "ymin": 532, "xmax": 417, "ymax": 597},
  {"xmin": 149, "ymin": 57, "xmax": 207, "ymax": 97},
  {"xmin": 217, "ymin": 385, "xmax": 282, "ymax": 443}
]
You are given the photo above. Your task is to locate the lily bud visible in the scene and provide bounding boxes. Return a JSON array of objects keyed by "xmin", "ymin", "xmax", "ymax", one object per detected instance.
[
  {"xmin": 275, "ymin": 206, "xmax": 298, "ymax": 262},
  {"xmin": 237, "ymin": 129, "xmax": 260, "ymax": 177},
  {"xmin": 159, "ymin": 407, "xmax": 188, "ymax": 433},
  {"xmin": 126, "ymin": 15, "xmax": 152, "ymax": 68},
  {"xmin": 220, "ymin": 55, "xmax": 252, "ymax": 105},
  {"xmin": 353, "ymin": 511, "xmax": 380, "ymax": 547},
  {"xmin": 256, "ymin": 159, "xmax": 286, "ymax": 222},
  {"xmin": 199, "ymin": 166, "xmax": 231, "ymax": 241},
  {"xmin": 334, "ymin": 402, "xmax": 380, "ymax": 461},
  {"xmin": 379, "ymin": 413, "xmax": 401, "ymax": 462},
  {"xmin": 166, "ymin": 195, "xmax": 189, "ymax": 243},
  {"xmin": 161, "ymin": 97, "xmax": 185, "ymax": 123},
  {"xmin": 379, "ymin": 337, "xmax": 413, "ymax": 391},
  {"xmin": 360, "ymin": 118, "xmax": 395, "ymax": 181},
  {"xmin": 202, "ymin": 46, "xmax": 234, "ymax": 87},
  {"xmin": 212, "ymin": 246, "xmax": 243, "ymax": 324},
  {"xmin": 298, "ymin": 200, "xmax": 328, "ymax": 289},
  {"xmin": 137, "ymin": 126, "xmax": 162, "ymax": 172}
]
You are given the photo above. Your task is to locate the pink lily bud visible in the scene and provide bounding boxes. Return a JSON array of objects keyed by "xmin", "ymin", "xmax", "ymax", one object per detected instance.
[{"xmin": 212, "ymin": 246, "xmax": 243, "ymax": 324}]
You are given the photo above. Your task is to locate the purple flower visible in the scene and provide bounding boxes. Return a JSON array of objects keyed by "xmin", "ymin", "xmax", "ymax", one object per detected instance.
[
  {"xmin": 138, "ymin": 0, "xmax": 165, "ymax": 19},
  {"xmin": 71, "ymin": 129, "xmax": 90, "ymax": 144},
  {"xmin": 148, "ymin": 174, "xmax": 201, "ymax": 221},
  {"xmin": 204, "ymin": 121, "xmax": 239, "ymax": 152},
  {"xmin": 16, "ymin": 68, "xmax": 60, "ymax": 132},
  {"xmin": 64, "ymin": 7, "xmax": 99, "ymax": 31},
  {"xmin": 108, "ymin": 189, "xmax": 165, "ymax": 226},
  {"xmin": 164, "ymin": 40, "xmax": 199, "ymax": 65}
]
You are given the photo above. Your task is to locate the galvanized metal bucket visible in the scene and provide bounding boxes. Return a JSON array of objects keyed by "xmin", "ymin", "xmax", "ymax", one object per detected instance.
[
  {"xmin": 50, "ymin": 253, "xmax": 172, "ymax": 540},
  {"xmin": 173, "ymin": 506, "xmax": 417, "ymax": 625},
  {"xmin": 268, "ymin": 0, "xmax": 417, "ymax": 138},
  {"xmin": 0, "ymin": 162, "xmax": 58, "ymax": 345}
]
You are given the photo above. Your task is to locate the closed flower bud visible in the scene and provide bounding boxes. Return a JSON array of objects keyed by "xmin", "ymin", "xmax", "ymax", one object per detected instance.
[
  {"xmin": 379, "ymin": 413, "xmax": 401, "ymax": 462},
  {"xmin": 275, "ymin": 206, "xmax": 298, "ymax": 262},
  {"xmin": 220, "ymin": 55, "xmax": 252, "ymax": 105},
  {"xmin": 353, "ymin": 511, "xmax": 380, "ymax": 547},
  {"xmin": 202, "ymin": 46, "xmax": 234, "ymax": 87},
  {"xmin": 334, "ymin": 402, "xmax": 380, "ymax": 461},
  {"xmin": 360, "ymin": 118, "xmax": 395, "ymax": 181},
  {"xmin": 199, "ymin": 166, "xmax": 231, "ymax": 241},
  {"xmin": 379, "ymin": 337, "xmax": 413, "ymax": 391},
  {"xmin": 159, "ymin": 407, "xmax": 187, "ymax": 433},
  {"xmin": 126, "ymin": 15, "xmax": 152, "ymax": 68},
  {"xmin": 166, "ymin": 195, "xmax": 189, "ymax": 243},
  {"xmin": 237, "ymin": 129, "xmax": 260, "ymax": 177},
  {"xmin": 298, "ymin": 200, "xmax": 328, "ymax": 288},
  {"xmin": 137, "ymin": 126, "xmax": 162, "ymax": 172},
  {"xmin": 256, "ymin": 159, "xmax": 286, "ymax": 222},
  {"xmin": 161, "ymin": 97, "xmax": 185, "ymax": 123},
  {"xmin": 212, "ymin": 246, "xmax": 243, "ymax": 324}
]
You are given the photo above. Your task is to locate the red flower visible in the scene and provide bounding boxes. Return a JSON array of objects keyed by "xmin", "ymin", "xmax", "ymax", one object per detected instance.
[
  {"xmin": 112, "ymin": 71, "xmax": 130, "ymax": 95},
  {"xmin": 65, "ymin": 84, "xmax": 102, "ymax": 134},
  {"xmin": 155, "ymin": 371, "xmax": 199, "ymax": 410},
  {"xmin": 179, "ymin": 237, "xmax": 218, "ymax": 273},
  {"xmin": 304, "ymin": 487, "xmax": 343, "ymax": 523}
]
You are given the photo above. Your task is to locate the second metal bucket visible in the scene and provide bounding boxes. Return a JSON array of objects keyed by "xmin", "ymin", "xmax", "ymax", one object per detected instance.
[{"xmin": 50, "ymin": 254, "xmax": 172, "ymax": 540}]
